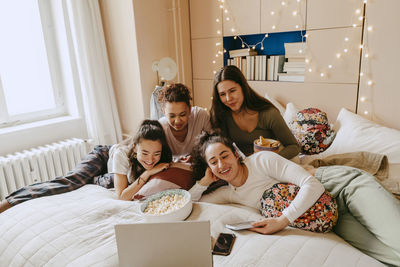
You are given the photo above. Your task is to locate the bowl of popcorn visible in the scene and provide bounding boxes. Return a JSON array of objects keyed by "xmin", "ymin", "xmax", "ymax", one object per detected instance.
[
  {"xmin": 253, "ymin": 136, "xmax": 280, "ymax": 153},
  {"xmin": 140, "ymin": 189, "xmax": 192, "ymax": 222}
]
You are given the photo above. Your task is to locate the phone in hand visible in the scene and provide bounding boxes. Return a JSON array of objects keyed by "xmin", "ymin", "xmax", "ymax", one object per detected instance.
[
  {"xmin": 225, "ymin": 221, "xmax": 255, "ymax": 231},
  {"xmin": 212, "ymin": 233, "xmax": 236, "ymax": 256}
]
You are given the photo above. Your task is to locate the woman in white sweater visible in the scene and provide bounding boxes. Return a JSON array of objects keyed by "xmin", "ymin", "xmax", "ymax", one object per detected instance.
[{"xmin": 189, "ymin": 132, "xmax": 400, "ymax": 266}]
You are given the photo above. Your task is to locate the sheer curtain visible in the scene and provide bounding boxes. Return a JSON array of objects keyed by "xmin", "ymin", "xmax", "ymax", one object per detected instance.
[{"xmin": 66, "ymin": 0, "xmax": 122, "ymax": 145}]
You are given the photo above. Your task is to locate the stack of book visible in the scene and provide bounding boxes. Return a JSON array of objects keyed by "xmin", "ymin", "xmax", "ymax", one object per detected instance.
[
  {"xmin": 279, "ymin": 42, "xmax": 306, "ymax": 82},
  {"xmin": 227, "ymin": 48, "xmax": 285, "ymax": 81}
]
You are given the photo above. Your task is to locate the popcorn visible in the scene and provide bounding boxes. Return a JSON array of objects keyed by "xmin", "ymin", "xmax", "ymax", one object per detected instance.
[{"xmin": 144, "ymin": 194, "xmax": 189, "ymax": 215}]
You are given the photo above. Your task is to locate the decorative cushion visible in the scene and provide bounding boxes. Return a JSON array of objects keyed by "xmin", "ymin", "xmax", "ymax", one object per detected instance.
[
  {"xmin": 289, "ymin": 108, "xmax": 335, "ymax": 155},
  {"xmin": 134, "ymin": 167, "xmax": 195, "ymax": 200},
  {"xmin": 260, "ymin": 183, "xmax": 338, "ymax": 233}
]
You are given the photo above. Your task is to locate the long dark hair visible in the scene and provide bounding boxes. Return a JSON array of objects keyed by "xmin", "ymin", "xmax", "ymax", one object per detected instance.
[
  {"xmin": 157, "ymin": 83, "xmax": 192, "ymax": 108},
  {"xmin": 190, "ymin": 131, "xmax": 239, "ymax": 181},
  {"xmin": 123, "ymin": 120, "xmax": 172, "ymax": 179},
  {"xmin": 210, "ymin": 65, "xmax": 276, "ymax": 132}
]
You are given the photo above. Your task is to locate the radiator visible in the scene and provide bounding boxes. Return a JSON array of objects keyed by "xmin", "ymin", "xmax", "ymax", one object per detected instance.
[{"xmin": 0, "ymin": 138, "xmax": 94, "ymax": 201}]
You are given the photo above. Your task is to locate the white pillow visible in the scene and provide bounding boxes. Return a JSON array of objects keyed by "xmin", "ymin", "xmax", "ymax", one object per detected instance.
[
  {"xmin": 264, "ymin": 93, "xmax": 286, "ymax": 115},
  {"xmin": 318, "ymin": 108, "xmax": 400, "ymax": 164},
  {"xmin": 283, "ymin": 102, "xmax": 299, "ymax": 124}
]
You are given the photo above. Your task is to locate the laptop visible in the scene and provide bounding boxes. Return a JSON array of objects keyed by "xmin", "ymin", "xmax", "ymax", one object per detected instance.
[{"xmin": 114, "ymin": 221, "xmax": 213, "ymax": 267}]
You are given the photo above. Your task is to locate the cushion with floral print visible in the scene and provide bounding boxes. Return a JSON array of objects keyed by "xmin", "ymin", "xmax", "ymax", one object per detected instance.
[
  {"xmin": 288, "ymin": 108, "xmax": 336, "ymax": 155},
  {"xmin": 260, "ymin": 183, "xmax": 338, "ymax": 233}
]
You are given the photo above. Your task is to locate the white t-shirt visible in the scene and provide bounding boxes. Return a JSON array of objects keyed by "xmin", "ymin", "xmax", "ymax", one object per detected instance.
[
  {"xmin": 159, "ymin": 106, "xmax": 211, "ymax": 160},
  {"xmin": 107, "ymin": 144, "xmax": 135, "ymax": 184},
  {"xmin": 189, "ymin": 151, "xmax": 325, "ymax": 223}
]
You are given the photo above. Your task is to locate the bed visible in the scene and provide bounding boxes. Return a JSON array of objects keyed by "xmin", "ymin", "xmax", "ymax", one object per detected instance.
[{"xmin": 1, "ymin": 107, "xmax": 399, "ymax": 266}]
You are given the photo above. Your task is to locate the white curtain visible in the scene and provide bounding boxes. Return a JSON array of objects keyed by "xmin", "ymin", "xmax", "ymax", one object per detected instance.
[{"xmin": 66, "ymin": 0, "xmax": 122, "ymax": 145}]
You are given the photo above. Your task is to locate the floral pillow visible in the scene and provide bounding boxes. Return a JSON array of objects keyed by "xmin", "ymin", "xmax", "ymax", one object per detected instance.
[
  {"xmin": 260, "ymin": 183, "xmax": 338, "ymax": 233},
  {"xmin": 288, "ymin": 108, "xmax": 336, "ymax": 155}
]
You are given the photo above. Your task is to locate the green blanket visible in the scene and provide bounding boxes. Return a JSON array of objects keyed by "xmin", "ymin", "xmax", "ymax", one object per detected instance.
[{"xmin": 315, "ymin": 166, "xmax": 400, "ymax": 266}]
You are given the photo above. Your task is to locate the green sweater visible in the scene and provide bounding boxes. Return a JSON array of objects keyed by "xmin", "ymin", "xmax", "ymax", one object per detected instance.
[{"xmin": 224, "ymin": 108, "xmax": 300, "ymax": 159}]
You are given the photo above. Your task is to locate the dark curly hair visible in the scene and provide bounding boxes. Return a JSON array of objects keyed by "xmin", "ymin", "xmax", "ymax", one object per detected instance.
[
  {"xmin": 210, "ymin": 65, "xmax": 276, "ymax": 133},
  {"xmin": 190, "ymin": 131, "xmax": 239, "ymax": 181},
  {"xmin": 121, "ymin": 120, "xmax": 172, "ymax": 180},
  {"xmin": 157, "ymin": 83, "xmax": 192, "ymax": 108}
]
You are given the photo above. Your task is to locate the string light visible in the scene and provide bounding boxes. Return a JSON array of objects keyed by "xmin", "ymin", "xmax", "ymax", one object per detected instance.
[{"xmin": 360, "ymin": 96, "xmax": 366, "ymax": 102}]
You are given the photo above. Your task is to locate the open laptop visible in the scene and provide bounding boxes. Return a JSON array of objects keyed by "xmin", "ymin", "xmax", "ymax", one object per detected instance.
[{"xmin": 114, "ymin": 221, "xmax": 213, "ymax": 267}]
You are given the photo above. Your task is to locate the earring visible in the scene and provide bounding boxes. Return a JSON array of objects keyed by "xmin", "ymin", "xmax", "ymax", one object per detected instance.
[{"xmin": 133, "ymin": 152, "xmax": 137, "ymax": 159}]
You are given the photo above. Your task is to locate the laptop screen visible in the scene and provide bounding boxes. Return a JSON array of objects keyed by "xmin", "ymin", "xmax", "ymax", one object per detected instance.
[{"xmin": 115, "ymin": 221, "xmax": 213, "ymax": 267}]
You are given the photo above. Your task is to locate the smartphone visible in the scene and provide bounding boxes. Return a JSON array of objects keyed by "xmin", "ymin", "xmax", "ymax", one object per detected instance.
[
  {"xmin": 225, "ymin": 221, "xmax": 255, "ymax": 231},
  {"xmin": 212, "ymin": 233, "xmax": 236, "ymax": 256}
]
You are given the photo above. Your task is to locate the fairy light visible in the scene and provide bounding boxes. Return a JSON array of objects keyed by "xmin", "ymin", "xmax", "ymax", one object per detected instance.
[
  {"xmin": 368, "ymin": 26, "xmax": 373, "ymax": 31},
  {"xmin": 365, "ymin": 53, "xmax": 369, "ymax": 58},
  {"xmin": 367, "ymin": 80, "xmax": 373, "ymax": 86},
  {"xmin": 305, "ymin": 58, "xmax": 310, "ymax": 63},
  {"xmin": 281, "ymin": 1, "xmax": 286, "ymax": 6},
  {"xmin": 355, "ymin": 9, "xmax": 361, "ymax": 14},
  {"xmin": 292, "ymin": 11, "xmax": 297, "ymax": 16},
  {"xmin": 272, "ymin": 25, "xmax": 276, "ymax": 30},
  {"xmin": 360, "ymin": 96, "xmax": 366, "ymax": 102},
  {"xmin": 344, "ymin": 48, "xmax": 348, "ymax": 53},
  {"xmin": 364, "ymin": 110, "xmax": 369, "ymax": 115},
  {"xmin": 216, "ymin": 18, "xmax": 220, "ymax": 22},
  {"xmin": 344, "ymin": 37, "xmax": 349, "ymax": 42},
  {"xmin": 320, "ymin": 73, "xmax": 325, "ymax": 77},
  {"xmin": 226, "ymin": 17, "xmax": 230, "ymax": 21},
  {"xmin": 352, "ymin": 24, "xmax": 357, "ymax": 27},
  {"xmin": 328, "ymin": 64, "xmax": 333, "ymax": 69},
  {"xmin": 336, "ymin": 53, "xmax": 341, "ymax": 58},
  {"xmin": 308, "ymin": 68, "xmax": 312, "ymax": 72},
  {"xmin": 212, "ymin": 60, "xmax": 216, "ymax": 64}
]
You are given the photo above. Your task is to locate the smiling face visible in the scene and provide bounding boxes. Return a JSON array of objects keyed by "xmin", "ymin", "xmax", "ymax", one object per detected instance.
[
  {"xmin": 217, "ymin": 80, "xmax": 244, "ymax": 112},
  {"xmin": 134, "ymin": 139, "xmax": 162, "ymax": 170},
  {"xmin": 204, "ymin": 142, "xmax": 240, "ymax": 183},
  {"xmin": 163, "ymin": 101, "xmax": 190, "ymax": 132}
]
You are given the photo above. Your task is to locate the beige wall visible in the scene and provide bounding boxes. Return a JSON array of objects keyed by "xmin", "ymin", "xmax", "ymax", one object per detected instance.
[
  {"xmin": 358, "ymin": 0, "xmax": 400, "ymax": 130},
  {"xmin": 99, "ymin": 0, "xmax": 192, "ymax": 136},
  {"xmin": 189, "ymin": 0, "xmax": 400, "ymax": 130}
]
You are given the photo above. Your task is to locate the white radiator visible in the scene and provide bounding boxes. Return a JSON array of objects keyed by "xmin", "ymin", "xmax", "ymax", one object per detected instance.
[{"xmin": 0, "ymin": 138, "xmax": 94, "ymax": 201}]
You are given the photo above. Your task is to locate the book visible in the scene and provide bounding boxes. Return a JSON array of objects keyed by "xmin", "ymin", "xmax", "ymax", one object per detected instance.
[
  {"xmin": 278, "ymin": 73, "xmax": 305, "ymax": 82},
  {"xmin": 229, "ymin": 48, "xmax": 257, "ymax": 58},
  {"xmin": 273, "ymin": 55, "xmax": 285, "ymax": 81},
  {"xmin": 267, "ymin": 56, "xmax": 274, "ymax": 81},
  {"xmin": 284, "ymin": 42, "xmax": 306, "ymax": 58}
]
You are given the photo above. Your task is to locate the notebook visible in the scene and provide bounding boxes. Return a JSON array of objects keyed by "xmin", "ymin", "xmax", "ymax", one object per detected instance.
[{"xmin": 114, "ymin": 221, "xmax": 213, "ymax": 267}]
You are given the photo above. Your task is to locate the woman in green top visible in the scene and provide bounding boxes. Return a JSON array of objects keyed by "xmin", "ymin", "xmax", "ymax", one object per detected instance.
[{"xmin": 210, "ymin": 65, "xmax": 300, "ymax": 159}]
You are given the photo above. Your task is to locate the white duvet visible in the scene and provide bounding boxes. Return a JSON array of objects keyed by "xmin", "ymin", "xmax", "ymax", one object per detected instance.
[{"xmin": 0, "ymin": 185, "xmax": 384, "ymax": 267}]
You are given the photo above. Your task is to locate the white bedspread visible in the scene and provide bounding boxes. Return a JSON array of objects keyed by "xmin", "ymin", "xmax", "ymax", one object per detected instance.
[{"xmin": 0, "ymin": 185, "xmax": 384, "ymax": 267}]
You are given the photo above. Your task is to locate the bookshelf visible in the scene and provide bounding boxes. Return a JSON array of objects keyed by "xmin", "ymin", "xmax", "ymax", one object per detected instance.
[{"xmin": 223, "ymin": 31, "xmax": 306, "ymax": 82}]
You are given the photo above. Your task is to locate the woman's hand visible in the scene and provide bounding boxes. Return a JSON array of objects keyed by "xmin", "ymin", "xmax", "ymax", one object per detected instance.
[
  {"xmin": 198, "ymin": 167, "xmax": 219, "ymax": 186},
  {"xmin": 141, "ymin": 162, "xmax": 170, "ymax": 182},
  {"xmin": 249, "ymin": 216, "xmax": 290, "ymax": 235}
]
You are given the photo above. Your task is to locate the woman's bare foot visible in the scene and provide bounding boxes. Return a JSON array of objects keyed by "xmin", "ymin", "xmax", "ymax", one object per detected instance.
[{"xmin": 0, "ymin": 199, "xmax": 12, "ymax": 213}]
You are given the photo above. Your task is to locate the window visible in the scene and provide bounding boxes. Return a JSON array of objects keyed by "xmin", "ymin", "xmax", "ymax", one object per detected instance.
[
  {"xmin": 0, "ymin": 0, "xmax": 88, "ymax": 156},
  {"xmin": 0, "ymin": 1, "xmax": 69, "ymax": 128}
]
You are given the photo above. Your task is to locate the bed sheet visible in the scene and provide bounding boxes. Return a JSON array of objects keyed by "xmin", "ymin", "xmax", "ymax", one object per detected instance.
[{"xmin": 0, "ymin": 185, "xmax": 384, "ymax": 267}]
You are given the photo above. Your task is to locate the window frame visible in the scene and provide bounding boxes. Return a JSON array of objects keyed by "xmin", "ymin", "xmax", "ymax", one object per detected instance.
[{"xmin": 0, "ymin": 0, "xmax": 69, "ymax": 128}]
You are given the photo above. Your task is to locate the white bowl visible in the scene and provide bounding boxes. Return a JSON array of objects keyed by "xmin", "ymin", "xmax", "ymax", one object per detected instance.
[{"xmin": 140, "ymin": 189, "xmax": 192, "ymax": 223}]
